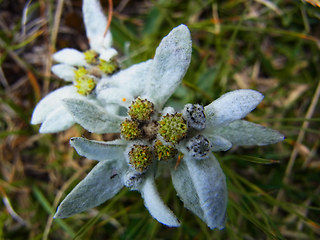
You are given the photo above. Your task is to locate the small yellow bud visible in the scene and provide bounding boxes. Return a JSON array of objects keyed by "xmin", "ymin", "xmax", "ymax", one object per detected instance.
[
  {"xmin": 158, "ymin": 113, "xmax": 188, "ymax": 144},
  {"xmin": 74, "ymin": 75, "xmax": 96, "ymax": 95},
  {"xmin": 84, "ymin": 50, "xmax": 99, "ymax": 65},
  {"xmin": 154, "ymin": 140, "xmax": 177, "ymax": 161},
  {"xmin": 120, "ymin": 119, "xmax": 142, "ymax": 140},
  {"xmin": 74, "ymin": 67, "xmax": 88, "ymax": 79},
  {"xmin": 128, "ymin": 145, "xmax": 153, "ymax": 172},
  {"xmin": 98, "ymin": 58, "xmax": 119, "ymax": 75},
  {"xmin": 128, "ymin": 97, "xmax": 154, "ymax": 121}
]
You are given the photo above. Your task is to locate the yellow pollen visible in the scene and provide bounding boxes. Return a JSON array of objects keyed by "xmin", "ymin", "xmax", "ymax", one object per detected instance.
[{"xmin": 122, "ymin": 98, "xmax": 126, "ymax": 102}]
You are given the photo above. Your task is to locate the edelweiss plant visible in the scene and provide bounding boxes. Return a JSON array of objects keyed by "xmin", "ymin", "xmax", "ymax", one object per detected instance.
[
  {"xmin": 31, "ymin": 0, "xmax": 284, "ymax": 230},
  {"xmin": 31, "ymin": 0, "xmax": 118, "ymax": 133}
]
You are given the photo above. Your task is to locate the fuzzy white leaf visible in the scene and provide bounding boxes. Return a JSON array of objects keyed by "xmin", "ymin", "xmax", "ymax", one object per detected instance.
[
  {"xmin": 70, "ymin": 137, "xmax": 126, "ymax": 161},
  {"xmin": 97, "ymin": 60, "xmax": 153, "ymax": 99},
  {"xmin": 145, "ymin": 25, "xmax": 192, "ymax": 109},
  {"xmin": 54, "ymin": 160, "xmax": 124, "ymax": 218},
  {"xmin": 204, "ymin": 134, "xmax": 232, "ymax": 152},
  {"xmin": 63, "ymin": 98, "xmax": 122, "ymax": 133},
  {"xmin": 205, "ymin": 90, "xmax": 264, "ymax": 128},
  {"xmin": 31, "ymin": 86, "xmax": 81, "ymax": 125},
  {"xmin": 51, "ymin": 64, "xmax": 75, "ymax": 81},
  {"xmin": 99, "ymin": 48, "xmax": 118, "ymax": 61},
  {"xmin": 83, "ymin": 0, "xmax": 112, "ymax": 52},
  {"xmin": 140, "ymin": 177, "xmax": 180, "ymax": 227},
  {"xmin": 104, "ymin": 103, "xmax": 125, "ymax": 117},
  {"xmin": 161, "ymin": 106, "xmax": 176, "ymax": 115},
  {"xmin": 39, "ymin": 106, "xmax": 75, "ymax": 133},
  {"xmin": 96, "ymin": 87, "xmax": 134, "ymax": 108},
  {"xmin": 214, "ymin": 120, "xmax": 285, "ymax": 146},
  {"xmin": 53, "ymin": 48, "xmax": 86, "ymax": 66},
  {"xmin": 171, "ymin": 153, "xmax": 227, "ymax": 230}
]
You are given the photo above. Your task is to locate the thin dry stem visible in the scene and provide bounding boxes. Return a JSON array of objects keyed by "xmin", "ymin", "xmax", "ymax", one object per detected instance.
[
  {"xmin": 51, "ymin": 0, "xmax": 64, "ymax": 49},
  {"xmin": 42, "ymin": 162, "xmax": 92, "ymax": 240},
  {"xmin": 272, "ymin": 80, "xmax": 320, "ymax": 215},
  {"xmin": 104, "ymin": 0, "xmax": 113, "ymax": 37}
]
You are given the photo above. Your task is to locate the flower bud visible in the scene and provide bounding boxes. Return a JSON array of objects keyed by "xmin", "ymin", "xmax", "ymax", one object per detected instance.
[
  {"xmin": 98, "ymin": 58, "xmax": 119, "ymax": 75},
  {"xmin": 84, "ymin": 49, "xmax": 99, "ymax": 65},
  {"xmin": 128, "ymin": 144, "xmax": 153, "ymax": 172},
  {"xmin": 128, "ymin": 97, "xmax": 154, "ymax": 121},
  {"xmin": 120, "ymin": 119, "xmax": 142, "ymax": 140},
  {"xmin": 186, "ymin": 135, "xmax": 212, "ymax": 160},
  {"xmin": 183, "ymin": 104, "xmax": 206, "ymax": 130},
  {"xmin": 154, "ymin": 140, "xmax": 178, "ymax": 161},
  {"xmin": 158, "ymin": 113, "xmax": 187, "ymax": 144}
]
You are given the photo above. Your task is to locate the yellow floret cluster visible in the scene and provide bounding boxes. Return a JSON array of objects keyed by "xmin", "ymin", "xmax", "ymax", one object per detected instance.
[
  {"xmin": 128, "ymin": 97, "xmax": 154, "ymax": 121},
  {"xmin": 123, "ymin": 98, "xmax": 189, "ymax": 172},
  {"xmin": 74, "ymin": 67, "xmax": 96, "ymax": 95},
  {"xmin": 158, "ymin": 113, "xmax": 187, "ymax": 144},
  {"xmin": 129, "ymin": 145, "xmax": 153, "ymax": 172}
]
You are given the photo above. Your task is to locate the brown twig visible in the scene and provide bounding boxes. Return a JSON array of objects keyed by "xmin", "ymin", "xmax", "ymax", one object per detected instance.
[
  {"xmin": 104, "ymin": 0, "xmax": 113, "ymax": 37},
  {"xmin": 27, "ymin": 71, "xmax": 41, "ymax": 101}
]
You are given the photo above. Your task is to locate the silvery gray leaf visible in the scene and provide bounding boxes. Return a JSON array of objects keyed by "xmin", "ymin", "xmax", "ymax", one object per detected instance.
[
  {"xmin": 51, "ymin": 64, "xmax": 75, "ymax": 82},
  {"xmin": 83, "ymin": 0, "xmax": 112, "ymax": 52},
  {"xmin": 140, "ymin": 176, "xmax": 180, "ymax": 227},
  {"xmin": 99, "ymin": 48, "xmax": 118, "ymax": 61},
  {"xmin": 204, "ymin": 134, "xmax": 232, "ymax": 152},
  {"xmin": 97, "ymin": 60, "xmax": 153, "ymax": 101},
  {"xmin": 171, "ymin": 153, "xmax": 227, "ymax": 229},
  {"xmin": 145, "ymin": 25, "xmax": 192, "ymax": 109},
  {"xmin": 63, "ymin": 98, "xmax": 122, "ymax": 134},
  {"xmin": 205, "ymin": 90, "xmax": 264, "ymax": 128},
  {"xmin": 39, "ymin": 106, "xmax": 75, "ymax": 133},
  {"xmin": 70, "ymin": 137, "xmax": 126, "ymax": 161},
  {"xmin": 97, "ymin": 87, "xmax": 134, "ymax": 108},
  {"xmin": 54, "ymin": 160, "xmax": 124, "ymax": 218},
  {"xmin": 53, "ymin": 48, "xmax": 86, "ymax": 66},
  {"xmin": 31, "ymin": 86, "xmax": 82, "ymax": 125},
  {"xmin": 214, "ymin": 120, "xmax": 285, "ymax": 146}
]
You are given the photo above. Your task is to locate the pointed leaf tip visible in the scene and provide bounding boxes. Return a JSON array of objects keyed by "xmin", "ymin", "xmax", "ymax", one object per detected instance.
[
  {"xmin": 31, "ymin": 86, "xmax": 79, "ymax": 125},
  {"xmin": 51, "ymin": 64, "xmax": 76, "ymax": 82},
  {"xmin": 70, "ymin": 137, "xmax": 126, "ymax": 161},
  {"xmin": 214, "ymin": 120, "xmax": 285, "ymax": 146},
  {"xmin": 145, "ymin": 25, "xmax": 192, "ymax": 109},
  {"xmin": 171, "ymin": 153, "xmax": 227, "ymax": 229},
  {"xmin": 140, "ymin": 177, "xmax": 180, "ymax": 227},
  {"xmin": 39, "ymin": 107, "xmax": 75, "ymax": 133},
  {"xmin": 205, "ymin": 89, "xmax": 264, "ymax": 128},
  {"xmin": 54, "ymin": 160, "xmax": 124, "ymax": 218},
  {"xmin": 53, "ymin": 48, "xmax": 86, "ymax": 66},
  {"xmin": 83, "ymin": 0, "xmax": 112, "ymax": 51}
]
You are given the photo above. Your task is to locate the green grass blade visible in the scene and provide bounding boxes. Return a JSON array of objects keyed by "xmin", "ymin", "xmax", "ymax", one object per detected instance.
[{"xmin": 32, "ymin": 186, "xmax": 75, "ymax": 237}]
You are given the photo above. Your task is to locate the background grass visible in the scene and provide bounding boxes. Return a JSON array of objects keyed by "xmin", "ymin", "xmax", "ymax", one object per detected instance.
[{"xmin": 0, "ymin": 0, "xmax": 320, "ymax": 239}]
